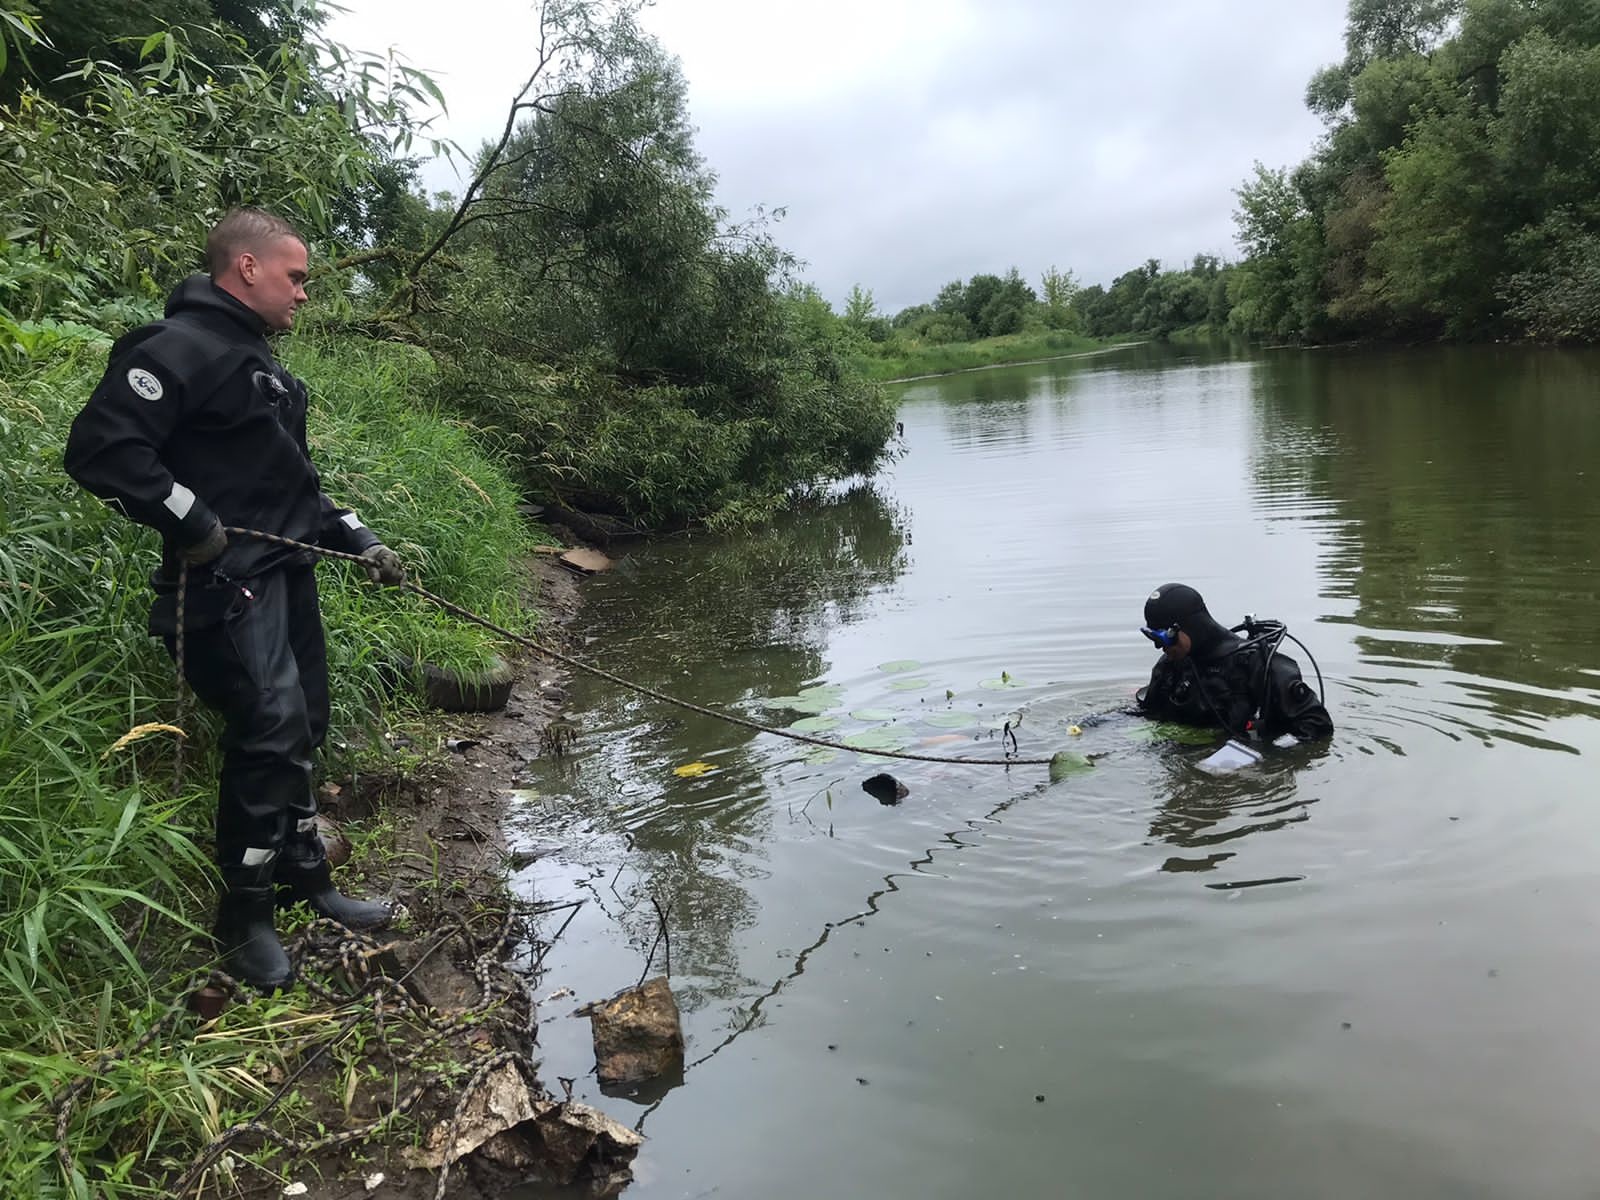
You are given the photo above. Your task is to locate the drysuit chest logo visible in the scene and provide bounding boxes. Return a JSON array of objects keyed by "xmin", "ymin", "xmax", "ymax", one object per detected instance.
[{"xmin": 126, "ymin": 368, "xmax": 163, "ymax": 401}]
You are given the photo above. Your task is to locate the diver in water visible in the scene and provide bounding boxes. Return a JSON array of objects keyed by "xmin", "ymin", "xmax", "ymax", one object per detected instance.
[{"xmin": 1136, "ymin": 583, "xmax": 1332, "ymax": 743}]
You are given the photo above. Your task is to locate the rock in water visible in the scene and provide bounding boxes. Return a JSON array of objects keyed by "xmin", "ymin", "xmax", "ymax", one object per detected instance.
[
  {"xmin": 861, "ymin": 773, "xmax": 909, "ymax": 805},
  {"xmin": 582, "ymin": 976, "xmax": 684, "ymax": 1085}
]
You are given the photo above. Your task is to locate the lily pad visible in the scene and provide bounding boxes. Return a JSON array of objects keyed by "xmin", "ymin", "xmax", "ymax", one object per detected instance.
[
  {"xmin": 922, "ymin": 711, "xmax": 976, "ymax": 729},
  {"xmin": 877, "ymin": 659, "xmax": 922, "ymax": 674},
  {"xmin": 978, "ymin": 676, "xmax": 1026, "ymax": 690},
  {"xmin": 804, "ymin": 747, "xmax": 839, "ymax": 765},
  {"xmin": 842, "ymin": 728, "xmax": 911, "ymax": 752},
  {"xmin": 849, "ymin": 708, "xmax": 899, "ymax": 722},
  {"xmin": 790, "ymin": 715, "xmax": 840, "ymax": 734},
  {"xmin": 1048, "ymin": 751, "xmax": 1094, "ymax": 781},
  {"xmin": 888, "ymin": 677, "xmax": 932, "ymax": 692},
  {"xmin": 763, "ymin": 692, "xmax": 838, "ymax": 715},
  {"xmin": 799, "ymin": 683, "xmax": 845, "ymax": 702},
  {"xmin": 1129, "ymin": 722, "xmax": 1218, "ymax": 746}
]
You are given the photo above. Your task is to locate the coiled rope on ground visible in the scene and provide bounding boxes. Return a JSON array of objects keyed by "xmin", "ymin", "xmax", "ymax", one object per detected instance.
[
  {"xmin": 52, "ymin": 902, "xmax": 560, "ymax": 1200},
  {"xmin": 203, "ymin": 527, "xmax": 1061, "ymax": 768}
]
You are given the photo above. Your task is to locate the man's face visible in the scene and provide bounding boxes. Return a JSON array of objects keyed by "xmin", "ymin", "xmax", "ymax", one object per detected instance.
[
  {"xmin": 1162, "ymin": 629, "xmax": 1193, "ymax": 662},
  {"xmin": 239, "ymin": 235, "xmax": 309, "ymax": 331}
]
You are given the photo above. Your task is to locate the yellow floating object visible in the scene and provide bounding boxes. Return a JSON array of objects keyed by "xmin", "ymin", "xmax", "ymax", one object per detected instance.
[
  {"xmin": 673, "ymin": 761, "xmax": 717, "ymax": 778},
  {"xmin": 1068, "ymin": 725, "xmax": 1083, "ymax": 736}
]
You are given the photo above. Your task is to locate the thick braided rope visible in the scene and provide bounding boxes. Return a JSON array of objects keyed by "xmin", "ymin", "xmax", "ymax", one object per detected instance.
[
  {"xmin": 223, "ymin": 527, "xmax": 1057, "ymax": 767},
  {"xmin": 174, "ymin": 558, "xmax": 188, "ymax": 788},
  {"xmin": 156, "ymin": 909, "xmax": 526, "ymax": 1197}
]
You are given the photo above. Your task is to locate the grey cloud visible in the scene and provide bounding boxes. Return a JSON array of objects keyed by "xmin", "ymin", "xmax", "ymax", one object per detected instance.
[
  {"xmin": 364, "ymin": 0, "xmax": 1352, "ymax": 314},
  {"xmin": 676, "ymin": 0, "xmax": 1348, "ymax": 311}
]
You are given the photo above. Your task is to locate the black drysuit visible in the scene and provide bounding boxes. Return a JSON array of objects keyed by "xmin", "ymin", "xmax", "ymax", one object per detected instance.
[
  {"xmin": 1137, "ymin": 633, "xmax": 1333, "ymax": 743},
  {"xmin": 64, "ymin": 276, "xmax": 380, "ymax": 868}
]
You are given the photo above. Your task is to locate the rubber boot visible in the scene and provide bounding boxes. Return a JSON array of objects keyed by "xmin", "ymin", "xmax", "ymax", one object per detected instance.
[
  {"xmin": 277, "ymin": 858, "xmax": 392, "ymax": 932},
  {"xmin": 215, "ymin": 865, "xmax": 293, "ymax": 990}
]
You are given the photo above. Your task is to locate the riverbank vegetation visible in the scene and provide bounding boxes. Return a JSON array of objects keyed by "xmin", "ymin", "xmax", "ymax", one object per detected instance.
[
  {"xmin": 2, "ymin": 324, "xmax": 533, "ymax": 1196},
  {"xmin": 827, "ymin": 267, "xmax": 1124, "ymax": 380},
  {"xmin": 0, "ymin": 0, "xmax": 898, "ymax": 1193}
]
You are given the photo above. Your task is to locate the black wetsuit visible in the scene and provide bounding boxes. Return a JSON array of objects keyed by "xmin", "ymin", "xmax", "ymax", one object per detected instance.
[
  {"xmin": 64, "ymin": 276, "xmax": 380, "ymax": 868},
  {"xmin": 1137, "ymin": 631, "xmax": 1333, "ymax": 742}
]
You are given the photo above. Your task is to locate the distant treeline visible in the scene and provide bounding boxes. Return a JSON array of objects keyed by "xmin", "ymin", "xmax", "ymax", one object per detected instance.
[{"xmin": 849, "ymin": 0, "xmax": 1600, "ymax": 346}]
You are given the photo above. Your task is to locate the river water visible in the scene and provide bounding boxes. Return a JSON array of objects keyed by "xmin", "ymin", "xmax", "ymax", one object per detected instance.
[{"xmin": 511, "ymin": 343, "xmax": 1600, "ymax": 1199}]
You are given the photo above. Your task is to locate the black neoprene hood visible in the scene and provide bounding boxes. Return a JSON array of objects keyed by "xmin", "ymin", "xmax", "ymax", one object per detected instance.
[{"xmin": 1144, "ymin": 582, "xmax": 1208, "ymax": 630}]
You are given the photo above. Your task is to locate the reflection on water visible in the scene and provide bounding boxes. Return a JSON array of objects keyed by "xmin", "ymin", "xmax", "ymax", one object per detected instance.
[
  {"xmin": 1250, "ymin": 346, "xmax": 1600, "ymax": 746},
  {"xmin": 1148, "ymin": 740, "xmax": 1330, "ymax": 875},
  {"xmin": 515, "ymin": 344, "xmax": 1600, "ymax": 1200}
]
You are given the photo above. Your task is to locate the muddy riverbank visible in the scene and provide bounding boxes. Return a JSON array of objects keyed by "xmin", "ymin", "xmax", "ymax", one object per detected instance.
[{"xmin": 271, "ymin": 551, "xmax": 649, "ymax": 1200}]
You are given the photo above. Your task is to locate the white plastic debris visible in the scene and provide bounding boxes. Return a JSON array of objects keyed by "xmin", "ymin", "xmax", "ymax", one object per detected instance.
[
  {"xmin": 283, "ymin": 1185, "xmax": 309, "ymax": 1198},
  {"xmin": 1197, "ymin": 739, "xmax": 1264, "ymax": 775},
  {"xmin": 364, "ymin": 1172, "xmax": 386, "ymax": 1192}
]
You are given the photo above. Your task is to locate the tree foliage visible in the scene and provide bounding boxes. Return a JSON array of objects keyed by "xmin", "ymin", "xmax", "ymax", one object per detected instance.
[
  {"xmin": 0, "ymin": 0, "xmax": 895, "ymax": 529},
  {"xmin": 1229, "ymin": 0, "xmax": 1600, "ymax": 342}
]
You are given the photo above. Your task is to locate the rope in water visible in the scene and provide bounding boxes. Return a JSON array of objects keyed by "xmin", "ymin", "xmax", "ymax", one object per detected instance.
[{"xmin": 205, "ymin": 527, "xmax": 1059, "ymax": 768}]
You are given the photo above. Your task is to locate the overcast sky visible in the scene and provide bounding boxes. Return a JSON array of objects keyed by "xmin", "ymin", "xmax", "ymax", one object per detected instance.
[{"xmin": 329, "ymin": 0, "xmax": 1349, "ymax": 312}]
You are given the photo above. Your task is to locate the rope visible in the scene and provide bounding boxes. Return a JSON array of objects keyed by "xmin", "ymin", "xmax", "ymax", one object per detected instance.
[
  {"xmin": 173, "ymin": 558, "xmax": 188, "ymax": 789},
  {"xmin": 52, "ymin": 906, "xmax": 546, "ymax": 1199},
  {"xmin": 210, "ymin": 526, "xmax": 1060, "ymax": 768}
]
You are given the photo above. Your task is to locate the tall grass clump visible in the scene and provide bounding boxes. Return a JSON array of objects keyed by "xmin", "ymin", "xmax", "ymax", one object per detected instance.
[{"xmin": 0, "ymin": 320, "xmax": 536, "ymax": 1197}]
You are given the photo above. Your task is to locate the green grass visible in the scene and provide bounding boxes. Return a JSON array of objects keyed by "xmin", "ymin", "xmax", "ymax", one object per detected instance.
[
  {"xmin": 0, "ymin": 325, "xmax": 539, "ymax": 1197},
  {"xmin": 850, "ymin": 329, "xmax": 1132, "ymax": 383}
]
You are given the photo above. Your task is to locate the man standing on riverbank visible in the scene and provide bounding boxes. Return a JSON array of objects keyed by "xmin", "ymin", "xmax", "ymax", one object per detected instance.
[
  {"xmin": 64, "ymin": 208, "xmax": 400, "ymax": 989},
  {"xmin": 1136, "ymin": 582, "xmax": 1333, "ymax": 743}
]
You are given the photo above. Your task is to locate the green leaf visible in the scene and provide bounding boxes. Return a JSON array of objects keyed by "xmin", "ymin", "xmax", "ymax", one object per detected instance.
[
  {"xmin": 1048, "ymin": 751, "xmax": 1094, "ymax": 781},
  {"xmin": 1128, "ymin": 722, "xmax": 1218, "ymax": 746},
  {"xmin": 790, "ymin": 715, "xmax": 839, "ymax": 734},
  {"xmin": 843, "ymin": 728, "xmax": 910, "ymax": 752}
]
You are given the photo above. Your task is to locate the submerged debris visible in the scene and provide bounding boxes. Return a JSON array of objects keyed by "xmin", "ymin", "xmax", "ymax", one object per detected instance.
[
  {"xmin": 559, "ymin": 547, "xmax": 613, "ymax": 575},
  {"xmin": 405, "ymin": 1061, "xmax": 641, "ymax": 1195}
]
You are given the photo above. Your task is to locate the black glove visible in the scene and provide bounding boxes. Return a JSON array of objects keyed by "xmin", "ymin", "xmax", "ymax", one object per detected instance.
[
  {"xmin": 360, "ymin": 543, "xmax": 405, "ymax": 586},
  {"xmin": 182, "ymin": 519, "xmax": 227, "ymax": 565}
]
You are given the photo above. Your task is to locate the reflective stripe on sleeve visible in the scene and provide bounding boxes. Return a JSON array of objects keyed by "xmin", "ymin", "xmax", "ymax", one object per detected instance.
[
  {"xmin": 340, "ymin": 512, "xmax": 365, "ymax": 530},
  {"xmin": 162, "ymin": 482, "xmax": 197, "ymax": 520}
]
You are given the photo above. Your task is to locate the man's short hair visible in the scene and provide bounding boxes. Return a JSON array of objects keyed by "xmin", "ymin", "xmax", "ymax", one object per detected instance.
[{"xmin": 205, "ymin": 207, "xmax": 306, "ymax": 276}]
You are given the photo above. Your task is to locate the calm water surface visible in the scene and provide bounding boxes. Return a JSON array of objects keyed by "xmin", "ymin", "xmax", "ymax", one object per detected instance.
[{"xmin": 511, "ymin": 343, "xmax": 1600, "ymax": 1199}]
